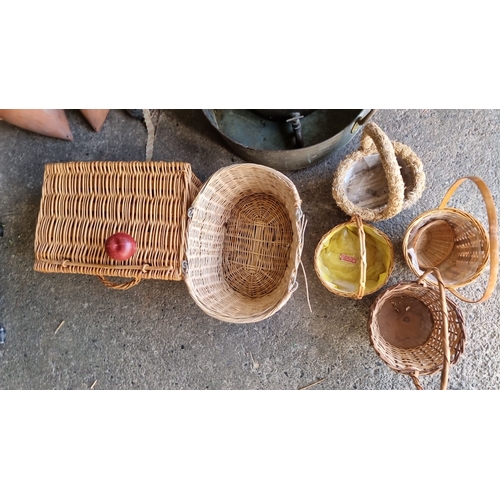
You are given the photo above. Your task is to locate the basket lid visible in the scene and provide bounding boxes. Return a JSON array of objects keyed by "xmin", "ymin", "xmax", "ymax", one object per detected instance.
[{"xmin": 34, "ymin": 161, "xmax": 202, "ymax": 283}]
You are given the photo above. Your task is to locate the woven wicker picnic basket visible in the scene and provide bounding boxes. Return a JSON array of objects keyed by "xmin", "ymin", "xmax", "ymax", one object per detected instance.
[
  {"xmin": 402, "ymin": 176, "xmax": 498, "ymax": 303},
  {"xmin": 368, "ymin": 268, "xmax": 466, "ymax": 390},
  {"xmin": 34, "ymin": 161, "xmax": 305, "ymax": 323},
  {"xmin": 332, "ymin": 122, "xmax": 425, "ymax": 221},
  {"xmin": 314, "ymin": 215, "xmax": 394, "ymax": 299}
]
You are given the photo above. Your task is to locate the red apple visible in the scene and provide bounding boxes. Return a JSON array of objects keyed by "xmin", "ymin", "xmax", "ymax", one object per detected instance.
[{"xmin": 105, "ymin": 232, "xmax": 137, "ymax": 261}]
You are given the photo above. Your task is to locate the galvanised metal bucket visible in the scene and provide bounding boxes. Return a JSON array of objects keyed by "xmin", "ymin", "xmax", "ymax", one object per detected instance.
[{"xmin": 203, "ymin": 109, "xmax": 375, "ymax": 171}]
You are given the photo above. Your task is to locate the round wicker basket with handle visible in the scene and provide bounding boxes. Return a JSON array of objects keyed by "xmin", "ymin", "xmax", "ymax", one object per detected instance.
[
  {"xmin": 368, "ymin": 268, "xmax": 466, "ymax": 390},
  {"xmin": 314, "ymin": 215, "xmax": 394, "ymax": 299},
  {"xmin": 332, "ymin": 122, "xmax": 425, "ymax": 221},
  {"xmin": 184, "ymin": 163, "xmax": 305, "ymax": 323},
  {"xmin": 403, "ymin": 176, "xmax": 498, "ymax": 303}
]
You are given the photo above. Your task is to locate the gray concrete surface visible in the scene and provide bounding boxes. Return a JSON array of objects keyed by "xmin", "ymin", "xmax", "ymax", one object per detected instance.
[{"xmin": 0, "ymin": 109, "xmax": 498, "ymax": 390}]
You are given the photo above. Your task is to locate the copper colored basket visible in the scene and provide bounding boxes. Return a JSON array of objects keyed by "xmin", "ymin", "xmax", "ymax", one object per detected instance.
[
  {"xmin": 368, "ymin": 268, "xmax": 466, "ymax": 390},
  {"xmin": 403, "ymin": 176, "xmax": 498, "ymax": 303}
]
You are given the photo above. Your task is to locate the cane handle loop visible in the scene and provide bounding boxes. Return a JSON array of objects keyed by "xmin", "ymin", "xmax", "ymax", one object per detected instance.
[
  {"xmin": 439, "ymin": 176, "xmax": 498, "ymax": 303},
  {"xmin": 417, "ymin": 267, "xmax": 450, "ymax": 390},
  {"xmin": 98, "ymin": 275, "xmax": 142, "ymax": 290},
  {"xmin": 352, "ymin": 215, "xmax": 366, "ymax": 299}
]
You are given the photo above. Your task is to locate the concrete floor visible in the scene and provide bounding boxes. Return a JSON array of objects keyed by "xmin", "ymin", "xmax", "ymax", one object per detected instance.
[{"xmin": 0, "ymin": 109, "xmax": 499, "ymax": 390}]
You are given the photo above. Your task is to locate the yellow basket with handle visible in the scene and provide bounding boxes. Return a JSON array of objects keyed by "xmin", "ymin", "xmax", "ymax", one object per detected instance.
[{"xmin": 314, "ymin": 215, "xmax": 394, "ymax": 299}]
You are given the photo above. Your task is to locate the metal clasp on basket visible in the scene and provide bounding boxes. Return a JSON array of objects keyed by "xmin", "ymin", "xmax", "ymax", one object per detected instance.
[
  {"xmin": 182, "ymin": 260, "xmax": 189, "ymax": 274},
  {"xmin": 187, "ymin": 207, "xmax": 194, "ymax": 219}
]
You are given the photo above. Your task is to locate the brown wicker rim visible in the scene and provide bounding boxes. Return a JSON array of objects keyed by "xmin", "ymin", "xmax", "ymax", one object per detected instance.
[
  {"xmin": 368, "ymin": 268, "xmax": 466, "ymax": 390},
  {"xmin": 403, "ymin": 176, "xmax": 498, "ymax": 303},
  {"xmin": 314, "ymin": 215, "xmax": 394, "ymax": 299},
  {"xmin": 332, "ymin": 122, "xmax": 425, "ymax": 221}
]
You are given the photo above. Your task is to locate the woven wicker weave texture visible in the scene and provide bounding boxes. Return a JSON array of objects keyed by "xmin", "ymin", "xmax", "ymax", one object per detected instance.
[
  {"xmin": 184, "ymin": 163, "xmax": 304, "ymax": 324},
  {"xmin": 223, "ymin": 193, "xmax": 293, "ymax": 298},
  {"xmin": 368, "ymin": 271, "xmax": 466, "ymax": 390},
  {"xmin": 34, "ymin": 161, "xmax": 202, "ymax": 283},
  {"xmin": 403, "ymin": 176, "xmax": 498, "ymax": 303},
  {"xmin": 405, "ymin": 209, "xmax": 489, "ymax": 285}
]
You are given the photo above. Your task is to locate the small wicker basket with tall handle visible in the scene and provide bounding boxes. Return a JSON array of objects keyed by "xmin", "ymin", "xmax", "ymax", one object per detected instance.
[
  {"xmin": 368, "ymin": 268, "xmax": 466, "ymax": 390},
  {"xmin": 403, "ymin": 176, "xmax": 498, "ymax": 303}
]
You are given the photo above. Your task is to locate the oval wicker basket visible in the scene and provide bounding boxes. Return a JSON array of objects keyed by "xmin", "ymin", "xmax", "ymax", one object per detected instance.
[
  {"xmin": 184, "ymin": 163, "xmax": 305, "ymax": 323},
  {"xmin": 332, "ymin": 122, "xmax": 425, "ymax": 221},
  {"xmin": 368, "ymin": 268, "xmax": 466, "ymax": 390},
  {"xmin": 314, "ymin": 215, "xmax": 394, "ymax": 299},
  {"xmin": 403, "ymin": 176, "xmax": 498, "ymax": 303}
]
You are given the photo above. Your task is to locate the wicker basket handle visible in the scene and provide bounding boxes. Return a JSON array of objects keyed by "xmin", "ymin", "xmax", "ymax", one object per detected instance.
[
  {"xmin": 98, "ymin": 275, "xmax": 142, "ymax": 290},
  {"xmin": 352, "ymin": 215, "xmax": 367, "ymax": 299},
  {"xmin": 439, "ymin": 176, "xmax": 498, "ymax": 303},
  {"xmin": 358, "ymin": 122, "xmax": 405, "ymax": 220},
  {"xmin": 411, "ymin": 268, "xmax": 451, "ymax": 390}
]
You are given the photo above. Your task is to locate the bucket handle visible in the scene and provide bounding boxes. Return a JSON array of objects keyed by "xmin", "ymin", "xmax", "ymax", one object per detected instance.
[
  {"xmin": 352, "ymin": 215, "xmax": 367, "ymax": 299},
  {"xmin": 409, "ymin": 268, "xmax": 451, "ymax": 390},
  {"xmin": 351, "ymin": 109, "xmax": 377, "ymax": 134},
  {"xmin": 439, "ymin": 176, "xmax": 498, "ymax": 303},
  {"xmin": 357, "ymin": 122, "xmax": 405, "ymax": 220}
]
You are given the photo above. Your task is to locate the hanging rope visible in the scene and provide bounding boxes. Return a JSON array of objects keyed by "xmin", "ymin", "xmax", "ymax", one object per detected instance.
[{"xmin": 143, "ymin": 109, "xmax": 155, "ymax": 161}]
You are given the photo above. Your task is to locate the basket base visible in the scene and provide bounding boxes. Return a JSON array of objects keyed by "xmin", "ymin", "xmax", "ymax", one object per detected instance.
[
  {"xmin": 344, "ymin": 154, "xmax": 415, "ymax": 209},
  {"xmin": 413, "ymin": 219, "xmax": 455, "ymax": 270},
  {"xmin": 223, "ymin": 193, "xmax": 293, "ymax": 299},
  {"xmin": 377, "ymin": 295, "xmax": 434, "ymax": 348}
]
